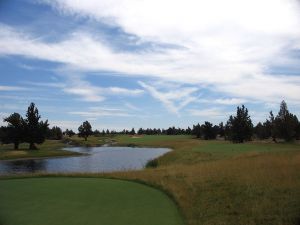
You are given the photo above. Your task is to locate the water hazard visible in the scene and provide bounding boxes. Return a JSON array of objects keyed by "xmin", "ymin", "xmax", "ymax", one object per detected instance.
[{"xmin": 0, "ymin": 146, "xmax": 170, "ymax": 174}]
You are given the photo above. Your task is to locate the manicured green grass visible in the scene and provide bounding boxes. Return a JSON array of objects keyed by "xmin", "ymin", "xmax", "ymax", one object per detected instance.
[
  {"xmin": 64, "ymin": 135, "xmax": 112, "ymax": 146},
  {"xmin": 0, "ymin": 177, "xmax": 183, "ymax": 225},
  {"xmin": 114, "ymin": 135, "xmax": 300, "ymax": 162},
  {"xmin": 0, "ymin": 140, "xmax": 82, "ymax": 160},
  {"xmin": 116, "ymin": 135, "xmax": 191, "ymax": 145}
]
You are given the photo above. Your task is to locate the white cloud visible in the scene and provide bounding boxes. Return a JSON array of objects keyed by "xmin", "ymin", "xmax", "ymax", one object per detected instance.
[
  {"xmin": 197, "ymin": 98, "xmax": 249, "ymax": 105},
  {"xmin": 49, "ymin": 120, "xmax": 80, "ymax": 131},
  {"xmin": 22, "ymin": 81, "xmax": 66, "ymax": 88},
  {"xmin": 139, "ymin": 81, "xmax": 198, "ymax": 114},
  {"xmin": 19, "ymin": 77, "xmax": 144, "ymax": 103},
  {"xmin": 61, "ymin": 75, "xmax": 144, "ymax": 102},
  {"xmin": 0, "ymin": 85, "xmax": 28, "ymax": 91},
  {"xmin": 1, "ymin": 0, "xmax": 300, "ymax": 107},
  {"xmin": 124, "ymin": 102, "xmax": 140, "ymax": 111},
  {"xmin": 69, "ymin": 106, "xmax": 132, "ymax": 118},
  {"xmin": 63, "ymin": 85, "xmax": 105, "ymax": 102},
  {"xmin": 106, "ymin": 87, "xmax": 144, "ymax": 96},
  {"xmin": 188, "ymin": 108, "xmax": 227, "ymax": 120}
]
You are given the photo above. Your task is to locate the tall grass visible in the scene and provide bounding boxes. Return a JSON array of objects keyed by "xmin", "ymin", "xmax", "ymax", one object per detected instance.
[{"xmin": 106, "ymin": 136, "xmax": 300, "ymax": 225}]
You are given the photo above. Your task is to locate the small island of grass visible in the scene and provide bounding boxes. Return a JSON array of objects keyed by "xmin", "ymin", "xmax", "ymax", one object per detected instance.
[{"xmin": 0, "ymin": 140, "xmax": 82, "ymax": 160}]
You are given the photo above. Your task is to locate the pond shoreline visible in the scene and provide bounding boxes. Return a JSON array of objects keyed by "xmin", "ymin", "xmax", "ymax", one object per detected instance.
[
  {"xmin": 0, "ymin": 153, "xmax": 86, "ymax": 162},
  {"xmin": 0, "ymin": 146, "xmax": 171, "ymax": 174},
  {"xmin": 0, "ymin": 138, "xmax": 172, "ymax": 161}
]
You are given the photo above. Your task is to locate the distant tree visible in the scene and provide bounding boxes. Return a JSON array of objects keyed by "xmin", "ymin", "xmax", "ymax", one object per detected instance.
[
  {"xmin": 296, "ymin": 122, "xmax": 300, "ymax": 140},
  {"xmin": 254, "ymin": 119, "xmax": 272, "ymax": 140},
  {"xmin": 47, "ymin": 126, "xmax": 63, "ymax": 140},
  {"xmin": 78, "ymin": 121, "xmax": 92, "ymax": 141},
  {"xmin": 186, "ymin": 126, "xmax": 192, "ymax": 135},
  {"xmin": 255, "ymin": 122, "xmax": 266, "ymax": 140},
  {"xmin": 201, "ymin": 121, "xmax": 217, "ymax": 140},
  {"xmin": 93, "ymin": 129, "xmax": 101, "ymax": 136},
  {"xmin": 273, "ymin": 101, "xmax": 299, "ymax": 142},
  {"xmin": 137, "ymin": 128, "xmax": 143, "ymax": 135},
  {"xmin": 268, "ymin": 111, "xmax": 277, "ymax": 142},
  {"xmin": 2, "ymin": 113, "xmax": 25, "ymax": 149},
  {"xmin": 225, "ymin": 105, "xmax": 253, "ymax": 143},
  {"xmin": 24, "ymin": 103, "xmax": 49, "ymax": 150},
  {"xmin": 64, "ymin": 129, "xmax": 75, "ymax": 137},
  {"xmin": 0, "ymin": 126, "xmax": 4, "ymax": 144},
  {"xmin": 130, "ymin": 128, "xmax": 136, "ymax": 135},
  {"xmin": 192, "ymin": 123, "xmax": 201, "ymax": 138},
  {"xmin": 218, "ymin": 122, "xmax": 225, "ymax": 137}
]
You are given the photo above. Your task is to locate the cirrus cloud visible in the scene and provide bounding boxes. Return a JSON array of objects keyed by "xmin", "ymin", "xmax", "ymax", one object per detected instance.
[{"xmin": 1, "ymin": 0, "xmax": 300, "ymax": 113}]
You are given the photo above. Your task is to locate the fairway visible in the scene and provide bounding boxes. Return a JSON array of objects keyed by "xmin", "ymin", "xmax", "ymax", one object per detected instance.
[{"xmin": 0, "ymin": 178, "xmax": 183, "ymax": 225}]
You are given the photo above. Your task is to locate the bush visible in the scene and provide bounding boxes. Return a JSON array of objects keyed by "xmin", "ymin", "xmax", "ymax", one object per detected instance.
[{"xmin": 146, "ymin": 158, "xmax": 159, "ymax": 168}]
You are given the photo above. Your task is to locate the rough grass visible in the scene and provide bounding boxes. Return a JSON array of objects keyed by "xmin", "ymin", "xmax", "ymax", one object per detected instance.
[{"xmin": 0, "ymin": 177, "xmax": 183, "ymax": 225}]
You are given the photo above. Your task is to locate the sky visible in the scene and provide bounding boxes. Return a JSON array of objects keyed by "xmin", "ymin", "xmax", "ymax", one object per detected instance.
[{"xmin": 0, "ymin": 0, "xmax": 300, "ymax": 131}]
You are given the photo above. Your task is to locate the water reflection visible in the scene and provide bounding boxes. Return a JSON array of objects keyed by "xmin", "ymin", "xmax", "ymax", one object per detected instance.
[
  {"xmin": 3, "ymin": 160, "xmax": 46, "ymax": 173},
  {"xmin": 0, "ymin": 147, "xmax": 170, "ymax": 174}
]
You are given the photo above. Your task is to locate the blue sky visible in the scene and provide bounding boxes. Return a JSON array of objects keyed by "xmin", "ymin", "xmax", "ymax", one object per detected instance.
[{"xmin": 0, "ymin": 0, "xmax": 300, "ymax": 131}]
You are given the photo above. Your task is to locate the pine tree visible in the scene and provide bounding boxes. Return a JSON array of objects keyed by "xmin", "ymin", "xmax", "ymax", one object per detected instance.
[
  {"xmin": 201, "ymin": 121, "xmax": 217, "ymax": 140},
  {"xmin": 273, "ymin": 101, "xmax": 299, "ymax": 141},
  {"xmin": 226, "ymin": 105, "xmax": 253, "ymax": 143},
  {"xmin": 24, "ymin": 103, "xmax": 49, "ymax": 150}
]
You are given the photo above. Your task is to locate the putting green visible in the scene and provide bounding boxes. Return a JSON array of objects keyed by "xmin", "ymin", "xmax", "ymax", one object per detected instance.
[{"xmin": 0, "ymin": 178, "xmax": 183, "ymax": 225}]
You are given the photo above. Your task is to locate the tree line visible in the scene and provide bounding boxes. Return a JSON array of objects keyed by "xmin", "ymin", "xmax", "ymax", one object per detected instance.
[
  {"xmin": 94, "ymin": 101, "xmax": 299, "ymax": 143},
  {"xmin": 1, "ymin": 101, "xmax": 299, "ymax": 149}
]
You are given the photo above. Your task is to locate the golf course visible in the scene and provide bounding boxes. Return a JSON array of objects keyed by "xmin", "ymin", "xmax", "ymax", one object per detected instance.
[
  {"xmin": 0, "ymin": 177, "xmax": 183, "ymax": 225},
  {"xmin": 1, "ymin": 135, "xmax": 300, "ymax": 225}
]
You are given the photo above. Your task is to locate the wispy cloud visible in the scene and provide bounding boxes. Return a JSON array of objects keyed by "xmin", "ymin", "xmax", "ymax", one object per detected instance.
[
  {"xmin": 188, "ymin": 108, "xmax": 225, "ymax": 118},
  {"xmin": 106, "ymin": 87, "xmax": 144, "ymax": 96},
  {"xmin": 48, "ymin": 120, "xmax": 80, "ymax": 131},
  {"xmin": 0, "ymin": 85, "xmax": 28, "ymax": 91},
  {"xmin": 18, "ymin": 64, "xmax": 35, "ymax": 70},
  {"xmin": 21, "ymin": 78, "xmax": 144, "ymax": 103},
  {"xmin": 22, "ymin": 81, "xmax": 66, "ymax": 88},
  {"xmin": 197, "ymin": 98, "xmax": 249, "ymax": 105},
  {"xmin": 139, "ymin": 81, "xmax": 198, "ymax": 114},
  {"xmin": 1, "ymin": 0, "xmax": 300, "ymax": 109},
  {"xmin": 69, "ymin": 106, "xmax": 132, "ymax": 118},
  {"xmin": 124, "ymin": 102, "xmax": 140, "ymax": 111},
  {"xmin": 61, "ymin": 76, "xmax": 144, "ymax": 102}
]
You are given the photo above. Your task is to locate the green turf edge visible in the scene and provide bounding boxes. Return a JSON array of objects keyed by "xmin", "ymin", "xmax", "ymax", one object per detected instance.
[{"xmin": 0, "ymin": 174, "xmax": 187, "ymax": 225}]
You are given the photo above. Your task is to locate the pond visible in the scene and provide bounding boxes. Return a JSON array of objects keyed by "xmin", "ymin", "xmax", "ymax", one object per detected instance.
[{"xmin": 0, "ymin": 146, "xmax": 170, "ymax": 174}]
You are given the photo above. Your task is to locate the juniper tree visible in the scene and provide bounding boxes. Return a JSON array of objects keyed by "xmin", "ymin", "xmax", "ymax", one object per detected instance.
[
  {"xmin": 78, "ymin": 121, "xmax": 92, "ymax": 141},
  {"xmin": 2, "ymin": 113, "xmax": 25, "ymax": 150}
]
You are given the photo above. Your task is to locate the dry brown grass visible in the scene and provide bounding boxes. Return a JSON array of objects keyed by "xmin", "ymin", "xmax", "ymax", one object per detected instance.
[{"xmin": 103, "ymin": 151, "xmax": 300, "ymax": 225}]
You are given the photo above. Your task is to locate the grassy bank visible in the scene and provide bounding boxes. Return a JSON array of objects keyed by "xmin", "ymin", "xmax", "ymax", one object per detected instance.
[
  {"xmin": 0, "ymin": 140, "xmax": 81, "ymax": 160},
  {"xmin": 0, "ymin": 177, "xmax": 182, "ymax": 225}
]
